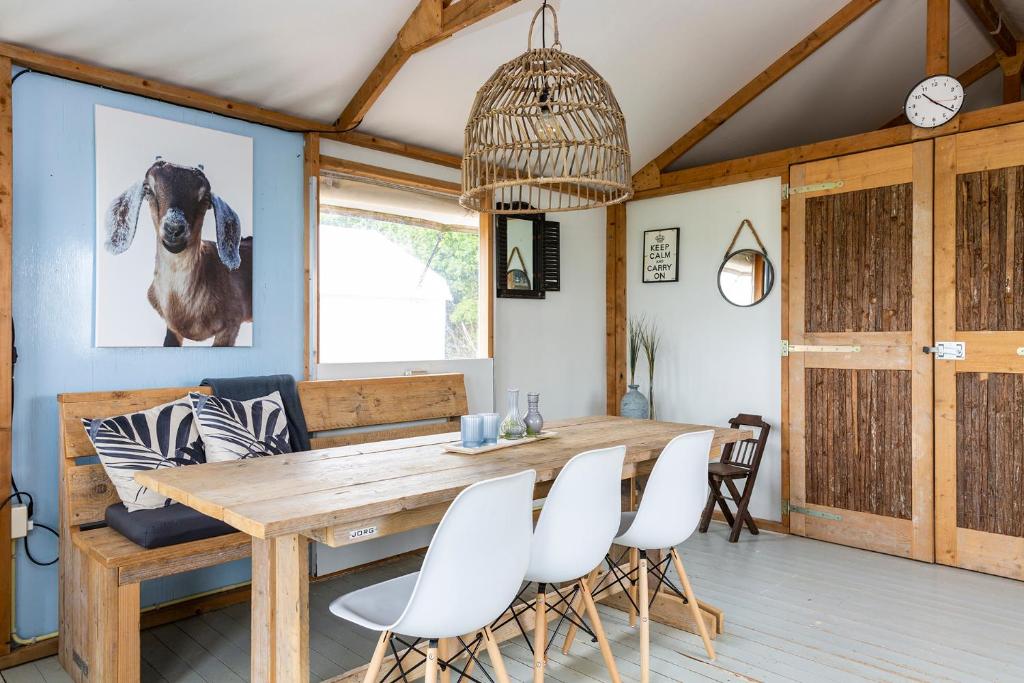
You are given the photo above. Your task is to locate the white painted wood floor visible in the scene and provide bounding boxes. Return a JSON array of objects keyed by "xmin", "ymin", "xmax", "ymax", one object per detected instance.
[{"xmin": 8, "ymin": 524, "xmax": 1024, "ymax": 682}]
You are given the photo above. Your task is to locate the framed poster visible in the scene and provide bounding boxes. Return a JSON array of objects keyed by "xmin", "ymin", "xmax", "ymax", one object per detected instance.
[
  {"xmin": 95, "ymin": 105, "xmax": 254, "ymax": 347},
  {"xmin": 642, "ymin": 228, "xmax": 679, "ymax": 283}
]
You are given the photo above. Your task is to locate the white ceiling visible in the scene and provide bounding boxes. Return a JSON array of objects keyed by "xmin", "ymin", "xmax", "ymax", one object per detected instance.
[{"xmin": 0, "ymin": 0, "xmax": 1013, "ymax": 171}]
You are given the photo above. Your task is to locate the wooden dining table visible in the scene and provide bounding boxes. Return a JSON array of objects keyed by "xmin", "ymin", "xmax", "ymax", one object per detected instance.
[{"xmin": 137, "ymin": 415, "xmax": 751, "ymax": 683}]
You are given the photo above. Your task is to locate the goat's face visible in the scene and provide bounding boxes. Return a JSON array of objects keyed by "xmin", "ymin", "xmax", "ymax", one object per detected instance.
[
  {"xmin": 104, "ymin": 159, "xmax": 243, "ymax": 270},
  {"xmin": 143, "ymin": 161, "xmax": 212, "ymax": 255}
]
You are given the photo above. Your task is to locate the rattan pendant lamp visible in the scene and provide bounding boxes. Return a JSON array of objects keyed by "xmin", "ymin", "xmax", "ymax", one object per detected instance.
[{"xmin": 460, "ymin": 1, "xmax": 632, "ymax": 214}]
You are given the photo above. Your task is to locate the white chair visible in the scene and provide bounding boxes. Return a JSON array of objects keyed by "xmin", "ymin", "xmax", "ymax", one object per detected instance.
[
  {"xmin": 601, "ymin": 430, "xmax": 717, "ymax": 682},
  {"xmin": 330, "ymin": 469, "xmax": 537, "ymax": 683},
  {"xmin": 494, "ymin": 446, "xmax": 625, "ymax": 683}
]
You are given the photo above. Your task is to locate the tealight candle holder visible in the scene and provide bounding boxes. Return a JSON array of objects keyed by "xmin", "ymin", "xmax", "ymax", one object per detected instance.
[{"xmin": 460, "ymin": 414, "xmax": 484, "ymax": 448}]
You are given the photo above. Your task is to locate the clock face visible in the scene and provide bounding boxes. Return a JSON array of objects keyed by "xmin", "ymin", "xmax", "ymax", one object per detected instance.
[{"xmin": 905, "ymin": 75, "xmax": 964, "ymax": 128}]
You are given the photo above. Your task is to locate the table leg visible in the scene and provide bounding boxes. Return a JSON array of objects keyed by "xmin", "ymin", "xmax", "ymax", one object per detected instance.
[{"xmin": 252, "ymin": 534, "xmax": 309, "ymax": 683}]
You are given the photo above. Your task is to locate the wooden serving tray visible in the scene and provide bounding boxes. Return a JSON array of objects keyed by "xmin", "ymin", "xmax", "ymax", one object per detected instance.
[{"xmin": 444, "ymin": 431, "xmax": 558, "ymax": 455}]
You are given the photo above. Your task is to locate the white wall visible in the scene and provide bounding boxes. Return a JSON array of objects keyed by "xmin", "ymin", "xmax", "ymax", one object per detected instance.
[
  {"xmin": 493, "ymin": 208, "xmax": 607, "ymax": 421},
  {"xmin": 627, "ymin": 178, "xmax": 783, "ymax": 521}
]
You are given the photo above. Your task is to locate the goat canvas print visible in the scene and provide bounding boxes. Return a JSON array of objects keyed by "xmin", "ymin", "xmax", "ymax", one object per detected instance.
[{"xmin": 95, "ymin": 105, "xmax": 254, "ymax": 347}]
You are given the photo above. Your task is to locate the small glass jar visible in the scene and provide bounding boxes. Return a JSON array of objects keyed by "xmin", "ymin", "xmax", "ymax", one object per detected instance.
[{"xmin": 500, "ymin": 389, "xmax": 528, "ymax": 440}]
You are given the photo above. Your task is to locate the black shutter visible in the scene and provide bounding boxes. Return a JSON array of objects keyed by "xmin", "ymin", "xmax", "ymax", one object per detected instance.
[{"xmin": 542, "ymin": 220, "xmax": 560, "ymax": 292}]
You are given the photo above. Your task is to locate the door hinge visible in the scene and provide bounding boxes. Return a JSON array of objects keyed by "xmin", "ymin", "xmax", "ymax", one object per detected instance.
[
  {"xmin": 923, "ymin": 341, "xmax": 965, "ymax": 360},
  {"xmin": 782, "ymin": 180, "xmax": 844, "ymax": 200},
  {"xmin": 783, "ymin": 500, "xmax": 843, "ymax": 521},
  {"xmin": 781, "ymin": 340, "xmax": 861, "ymax": 357}
]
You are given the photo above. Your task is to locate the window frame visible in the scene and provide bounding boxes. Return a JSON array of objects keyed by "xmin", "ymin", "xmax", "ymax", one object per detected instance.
[{"xmin": 311, "ymin": 154, "xmax": 493, "ymax": 368}]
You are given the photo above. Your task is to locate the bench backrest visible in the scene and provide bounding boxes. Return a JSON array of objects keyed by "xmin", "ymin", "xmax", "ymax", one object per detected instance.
[{"xmin": 57, "ymin": 373, "xmax": 468, "ymax": 532}]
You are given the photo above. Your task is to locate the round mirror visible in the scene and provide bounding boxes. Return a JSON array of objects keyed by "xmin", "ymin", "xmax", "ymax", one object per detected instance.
[{"xmin": 718, "ymin": 249, "xmax": 775, "ymax": 307}]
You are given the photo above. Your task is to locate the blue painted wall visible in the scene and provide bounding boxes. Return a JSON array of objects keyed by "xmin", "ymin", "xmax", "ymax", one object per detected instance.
[{"xmin": 11, "ymin": 70, "xmax": 305, "ymax": 638}]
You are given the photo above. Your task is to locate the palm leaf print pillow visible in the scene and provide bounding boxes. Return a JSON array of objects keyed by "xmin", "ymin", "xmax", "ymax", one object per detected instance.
[
  {"xmin": 189, "ymin": 391, "xmax": 292, "ymax": 462},
  {"xmin": 83, "ymin": 398, "xmax": 206, "ymax": 512}
]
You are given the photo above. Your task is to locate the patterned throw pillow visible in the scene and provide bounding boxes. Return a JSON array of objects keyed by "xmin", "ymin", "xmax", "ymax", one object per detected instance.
[
  {"xmin": 83, "ymin": 398, "xmax": 206, "ymax": 512},
  {"xmin": 189, "ymin": 391, "xmax": 292, "ymax": 462}
]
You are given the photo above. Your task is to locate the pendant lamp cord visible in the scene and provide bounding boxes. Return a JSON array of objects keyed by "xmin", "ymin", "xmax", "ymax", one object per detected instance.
[{"xmin": 542, "ymin": 0, "xmax": 548, "ymax": 49}]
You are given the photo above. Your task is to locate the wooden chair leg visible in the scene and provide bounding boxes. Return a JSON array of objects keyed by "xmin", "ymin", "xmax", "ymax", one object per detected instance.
[
  {"xmin": 712, "ymin": 480, "xmax": 737, "ymax": 528},
  {"xmin": 362, "ymin": 631, "xmax": 390, "ymax": 683},
  {"xmin": 561, "ymin": 565, "xmax": 601, "ymax": 654},
  {"xmin": 439, "ymin": 637, "xmax": 452, "ymax": 683},
  {"xmin": 628, "ymin": 547, "xmax": 639, "ymax": 627},
  {"xmin": 670, "ymin": 548, "xmax": 715, "ymax": 660},
  {"xmin": 579, "ymin": 576, "xmax": 622, "ymax": 683},
  {"xmin": 483, "ymin": 627, "xmax": 510, "ymax": 683},
  {"xmin": 425, "ymin": 640, "xmax": 440, "ymax": 683},
  {"xmin": 724, "ymin": 478, "xmax": 759, "ymax": 538},
  {"xmin": 533, "ymin": 585, "xmax": 546, "ymax": 683},
  {"xmin": 638, "ymin": 554, "xmax": 650, "ymax": 683},
  {"xmin": 699, "ymin": 477, "xmax": 717, "ymax": 533}
]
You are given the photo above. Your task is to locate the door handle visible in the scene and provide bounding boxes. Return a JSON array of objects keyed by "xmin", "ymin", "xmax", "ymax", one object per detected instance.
[{"xmin": 923, "ymin": 342, "xmax": 965, "ymax": 360}]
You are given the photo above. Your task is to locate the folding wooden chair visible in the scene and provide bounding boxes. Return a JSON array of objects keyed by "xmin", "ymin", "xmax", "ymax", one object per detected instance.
[{"xmin": 698, "ymin": 414, "xmax": 771, "ymax": 543}]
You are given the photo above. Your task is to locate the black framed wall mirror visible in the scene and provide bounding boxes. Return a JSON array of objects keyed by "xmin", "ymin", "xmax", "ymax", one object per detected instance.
[
  {"xmin": 495, "ymin": 209, "xmax": 560, "ymax": 299},
  {"xmin": 718, "ymin": 219, "xmax": 774, "ymax": 307}
]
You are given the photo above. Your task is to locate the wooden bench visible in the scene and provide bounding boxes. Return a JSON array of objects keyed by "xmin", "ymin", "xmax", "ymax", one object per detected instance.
[{"xmin": 57, "ymin": 373, "xmax": 468, "ymax": 683}]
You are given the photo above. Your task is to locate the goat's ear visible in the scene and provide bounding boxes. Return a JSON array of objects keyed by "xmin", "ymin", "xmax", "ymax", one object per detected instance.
[
  {"xmin": 103, "ymin": 182, "xmax": 145, "ymax": 254},
  {"xmin": 210, "ymin": 194, "xmax": 242, "ymax": 271}
]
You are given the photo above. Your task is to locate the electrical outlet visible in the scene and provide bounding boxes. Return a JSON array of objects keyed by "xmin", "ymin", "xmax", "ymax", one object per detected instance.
[{"xmin": 11, "ymin": 504, "xmax": 29, "ymax": 540}]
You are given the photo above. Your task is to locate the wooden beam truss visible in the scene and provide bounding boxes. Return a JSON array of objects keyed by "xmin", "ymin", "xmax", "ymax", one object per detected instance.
[
  {"xmin": 634, "ymin": 0, "xmax": 880, "ymax": 188},
  {"xmin": 963, "ymin": 0, "xmax": 1018, "ymax": 56},
  {"xmin": 334, "ymin": 0, "xmax": 522, "ymax": 130}
]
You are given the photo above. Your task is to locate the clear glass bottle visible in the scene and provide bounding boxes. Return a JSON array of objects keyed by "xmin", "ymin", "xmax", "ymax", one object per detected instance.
[
  {"xmin": 525, "ymin": 392, "xmax": 544, "ymax": 436},
  {"xmin": 500, "ymin": 388, "xmax": 528, "ymax": 440}
]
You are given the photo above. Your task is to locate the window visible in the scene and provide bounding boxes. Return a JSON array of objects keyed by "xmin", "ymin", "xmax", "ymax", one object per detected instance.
[{"xmin": 318, "ymin": 173, "xmax": 484, "ymax": 363}]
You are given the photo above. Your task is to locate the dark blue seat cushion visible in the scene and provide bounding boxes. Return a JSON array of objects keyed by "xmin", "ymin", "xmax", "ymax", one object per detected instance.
[{"xmin": 105, "ymin": 503, "xmax": 236, "ymax": 549}]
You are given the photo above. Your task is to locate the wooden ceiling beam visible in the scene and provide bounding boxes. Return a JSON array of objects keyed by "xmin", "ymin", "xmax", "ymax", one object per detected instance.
[
  {"xmin": 927, "ymin": 0, "xmax": 950, "ymax": 75},
  {"xmin": 634, "ymin": 0, "xmax": 879, "ymax": 187},
  {"xmin": 0, "ymin": 41, "xmax": 331, "ymax": 132},
  {"xmin": 962, "ymin": 0, "xmax": 1018, "ymax": 56},
  {"xmin": 0, "ymin": 41, "xmax": 465, "ymax": 171},
  {"xmin": 334, "ymin": 0, "xmax": 521, "ymax": 130},
  {"xmin": 880, "ymin": 52, "xmax": 1000, "ymax": 128}
]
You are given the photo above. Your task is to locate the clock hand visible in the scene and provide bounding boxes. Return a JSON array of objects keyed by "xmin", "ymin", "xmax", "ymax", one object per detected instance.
[{"xmin": 922, "ymin": 93, "xmax": 955, "ymax": 112}]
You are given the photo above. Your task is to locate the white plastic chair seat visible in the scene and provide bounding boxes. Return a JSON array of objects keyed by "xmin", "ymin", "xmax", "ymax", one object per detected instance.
[
  {"xmin": 328, "ymin": 469, "xmax": 536, "ymax": 641},
  {"xmin": 614, "ymin": 430, "xmax": 716, "ymax": 551},
  {"xmin": 615, "ymin": 511, "xmax": 637, "ymax": 542},
  {"xmin": 523, "ymin": 446, "xmax": 627, "ymax": 585},
  {"xmin": 329, "ymin": 572, "xmax": 419, "ymax": 632}
]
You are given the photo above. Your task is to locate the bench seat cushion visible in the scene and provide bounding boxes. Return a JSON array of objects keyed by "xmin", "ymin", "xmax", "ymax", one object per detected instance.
[{"xmin": 105, "ymin": 503, "xmax": 235, "ymax": 549}]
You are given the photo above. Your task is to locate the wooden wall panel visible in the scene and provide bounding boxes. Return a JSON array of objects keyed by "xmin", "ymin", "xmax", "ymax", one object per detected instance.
[
  {"xmin": 956, "ymin": 372, "xmax": 1024, "ymax": 538},
  {"xmin": 955, "ymin": 165, "xmax": 1024, "ymax": 331},
  {"xmin": 805, "ymin": 184, "xmax": 913, "ymax": 333},
  {"xmin": 805, "ymin": 368, "xmax": 912, "ymax": 519}
]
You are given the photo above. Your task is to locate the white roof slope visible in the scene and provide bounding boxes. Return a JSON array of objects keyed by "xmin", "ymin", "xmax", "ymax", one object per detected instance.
[{"xmin": 0, "ymin": 0, "xmax": 1009, "ymax": 170}]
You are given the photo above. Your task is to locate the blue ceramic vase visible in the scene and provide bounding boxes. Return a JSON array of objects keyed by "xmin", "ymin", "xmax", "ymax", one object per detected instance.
[{"xmin": 620, "ymin": 385, "xmax": 650, "ymax": 419}]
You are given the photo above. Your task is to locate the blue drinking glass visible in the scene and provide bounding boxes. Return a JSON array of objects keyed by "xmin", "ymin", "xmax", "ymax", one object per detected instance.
[
  {"xmin": 461, "ymin": 414, "xmax": 484, "ymax": 448},
  {"xmin": 480, "ymin": 413, "xmax": 500, "ymax": 445}
]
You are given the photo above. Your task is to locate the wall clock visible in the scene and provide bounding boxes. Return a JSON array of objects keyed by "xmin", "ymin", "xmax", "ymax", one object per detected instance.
[{"xmin": 905, "ymin": 74, "xmax": 964, "ymax": 128}]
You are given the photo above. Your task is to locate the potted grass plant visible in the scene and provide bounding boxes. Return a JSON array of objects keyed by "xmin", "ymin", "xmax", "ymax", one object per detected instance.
[
  {"xmin": 620, "ymin": 315, "xmax": 650, "ymax": 418},
  {"xmin": 642, "ymin": 319, "xmax": 661, "ymax": 420}
]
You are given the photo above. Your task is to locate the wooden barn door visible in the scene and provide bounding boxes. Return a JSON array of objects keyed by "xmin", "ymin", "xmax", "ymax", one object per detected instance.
[
  {"xmin": 789, "ymin": 142, "xmax": 934, "ymax": 561},
  {"xmin": 935, "ymin": 122, "xmax": 1024, "ymax": 580}
]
